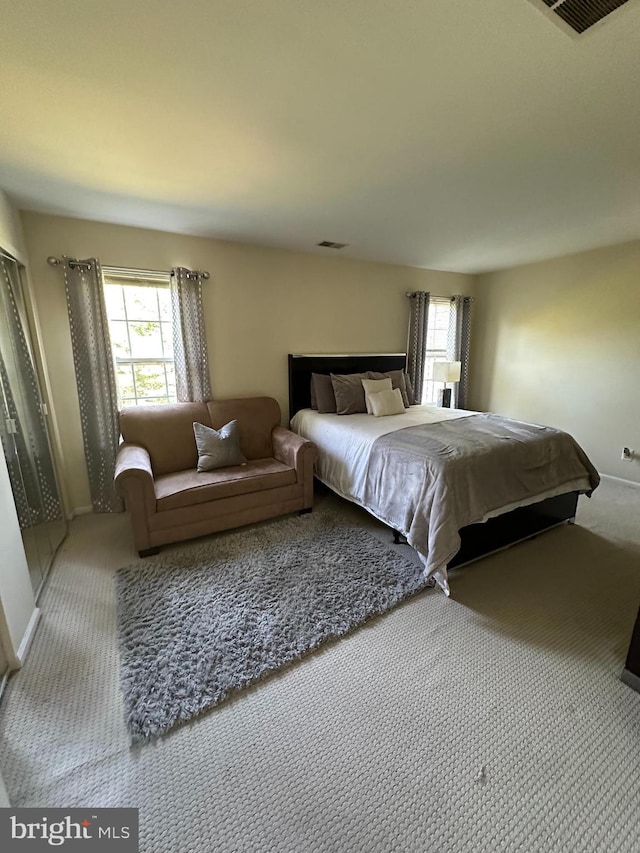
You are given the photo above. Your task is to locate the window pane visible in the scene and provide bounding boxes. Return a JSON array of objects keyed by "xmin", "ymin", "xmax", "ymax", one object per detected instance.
[
  {"xmin": 166, "ymin": 363, "xmax": 177, "ymax": 400},
  {"xmin": 104, "ymin": 284, "xmax": 125, "ymax": 320},
  {"xmin": 157, "ymin": 287, "xmax": 172, "ymax": 321},
  {"xmin": 116, "ymin": 363, "xmax": 135, "ymax": 402},
  {"xmin": 129, "ymin": 321, "xmax": 163, "ymax": 358},
  {"xmin": 124, "ymin": 285, "xmax": 161, "ymax": 320},
  {"xmin": 432, "ymin": 326, "xmax": 448, "ymax": 351},
  {"xmin": 137, "ymin": 397, "xmax": 170, "ymax": 405},
  {"xmin": 422, "ymin": 354, "xmax": 447, "ymax": 405},
  {"xmin": 109, "ymin": 320, "xmax": 131, "ymax": 357},
  {"xmin": 426, "ymin": 303, "xmax": 449, "ymax": 350},
  {"xmin": 133, "ymin": 363, "xmax": 169, "ymax": 398},
  {"xmin": 434, "ymin": 304, "xmax": 449, "ymax": 325},
  {"xmin": 161, "ymin": 322, "xmax": 173, "ymax": 357}
]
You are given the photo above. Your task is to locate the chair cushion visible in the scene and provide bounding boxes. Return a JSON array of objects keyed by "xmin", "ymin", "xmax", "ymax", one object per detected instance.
[
  {"xmin": 207, "ymin": 397, "xmax": 280, "ymax": 460},
  {"xmin": 119, "ymin": 402, "xmax": 210, "ymax": 476},
  {"xmin": 155, "ymin": 458, "xmax": 297, "ymax": 511}
]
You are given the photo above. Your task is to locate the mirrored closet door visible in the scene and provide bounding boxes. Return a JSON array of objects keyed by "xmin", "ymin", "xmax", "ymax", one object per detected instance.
[{"xmin": 0, "ymin": 251, "xmax": 67, "ymax": 598}]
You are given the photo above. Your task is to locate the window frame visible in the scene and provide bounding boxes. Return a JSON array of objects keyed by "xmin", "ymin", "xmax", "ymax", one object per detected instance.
[
  {"xmin": 421, "ymin": 296, "xmax": 453, "ymax": 405},
  {"xmin": 102, "ymin": 267, "xmax": 177, "ymax": 408}
]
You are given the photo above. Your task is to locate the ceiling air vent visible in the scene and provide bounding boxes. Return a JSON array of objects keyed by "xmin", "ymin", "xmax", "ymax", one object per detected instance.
[
  {"xmin": 317, "ymin": 241, "xmax": 348, "ymax": 249},
  {"xmin": 530, "ymin": 0, "xmax": 631, "ymax": 34}
]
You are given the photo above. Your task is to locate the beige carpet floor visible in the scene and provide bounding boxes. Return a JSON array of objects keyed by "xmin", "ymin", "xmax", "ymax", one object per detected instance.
[{"xmin": 1, "ymin": 479, "xmax": 639, "ymax": 852}]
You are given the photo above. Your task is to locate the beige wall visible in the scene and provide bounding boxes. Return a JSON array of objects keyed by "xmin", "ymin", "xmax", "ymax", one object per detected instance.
[
  {"xmin": 469, "ymin": 239, "xmax": 640, "ymax": 483},
  {"xmin": 17, "ymin": 209, "xmax": 640, "ymax": 508},
  {"xmin": 21, "ymin": 211, "xmax": 473, "ymax": 511}
]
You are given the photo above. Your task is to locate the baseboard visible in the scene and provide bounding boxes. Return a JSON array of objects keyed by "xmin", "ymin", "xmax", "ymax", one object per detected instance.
[
  {"xmin": 621, "ymin": 668, "xmax": 640, "ymax": 694},
  {"xmin": 70, "ymin": 505, "xmax": 93, "ymax": 520},
  {"xmin": 15, "ymin": 607, "xmax": 41, "ymax": 667},
  {"xmin": 600, "ymin": 474, "xmax": 640, "ymax": 489}
]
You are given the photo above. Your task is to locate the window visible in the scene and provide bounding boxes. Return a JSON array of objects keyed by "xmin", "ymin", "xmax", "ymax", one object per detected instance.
[
  {"xmin": 421, "ymin": 297, "xmax": 452, "ymax": 405},
  {"xmin": 102, "ymin": 269, "xmax": 177, "ymax": 407}
]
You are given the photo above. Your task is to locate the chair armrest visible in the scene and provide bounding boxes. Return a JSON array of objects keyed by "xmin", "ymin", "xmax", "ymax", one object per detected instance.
[
  {"xmin": 272, "ymin": 427, "xmax": 316, "ymax": 509},
  {"xmin": 115, "ymin": 443, "xmax": 154, "ymax": 490},
  {"xmin": 272, "ymin": 426, "xmax": 315, "ymax": 472},
  {"xmin": 114, "ymin": 444, "xmax": 157, "ymax": 550}
]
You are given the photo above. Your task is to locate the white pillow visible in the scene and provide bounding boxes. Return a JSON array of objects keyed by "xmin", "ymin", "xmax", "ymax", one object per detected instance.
[
  {"xmin": 369, "ymin": 387, "xmax": 406, "ymax": 417},
  {"xmin": 361, "ymin": 377, "xmax": 392, "ymax": 414}
]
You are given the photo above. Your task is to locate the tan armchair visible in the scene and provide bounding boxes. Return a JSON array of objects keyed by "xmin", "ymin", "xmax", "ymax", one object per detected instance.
[{"xmin": 114, "ymin": 397, "xmax": 315, "ymax": 556}]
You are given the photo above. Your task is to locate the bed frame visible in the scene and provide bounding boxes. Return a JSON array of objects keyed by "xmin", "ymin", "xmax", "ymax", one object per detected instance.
[{"xmin": 288, "ymin": 353, "xmax": 578, "ymax": 572}]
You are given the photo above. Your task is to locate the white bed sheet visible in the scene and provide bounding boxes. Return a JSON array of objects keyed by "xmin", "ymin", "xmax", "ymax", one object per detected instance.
[{"xmin": 291, "ymin": 405, "xmax": 474, "ymax": 506}]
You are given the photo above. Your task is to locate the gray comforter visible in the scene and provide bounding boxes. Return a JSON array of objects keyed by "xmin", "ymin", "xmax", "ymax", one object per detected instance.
[{"xmin": 363, "ymin": 413, "xmax": 600, "ymax": 591}]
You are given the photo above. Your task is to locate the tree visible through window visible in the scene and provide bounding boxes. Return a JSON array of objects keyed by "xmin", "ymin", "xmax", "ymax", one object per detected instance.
[
  {"xmin": 421, "ymin": 297, "xmax": 452, "ymax": 404},
  {"xmin": 102, "ymin": 269, "xmax": 176, "ymax": 407}
]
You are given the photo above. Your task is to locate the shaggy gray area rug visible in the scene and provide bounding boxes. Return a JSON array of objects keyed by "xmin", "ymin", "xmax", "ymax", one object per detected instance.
[{"xmin": 115, "ymin": 512, "xmax": 428, "ymax": 742}]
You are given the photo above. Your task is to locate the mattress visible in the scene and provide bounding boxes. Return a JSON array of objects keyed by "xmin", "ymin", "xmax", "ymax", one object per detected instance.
[{"xmin": 291, "ymin": 406, "xmax": 598, "ymax": 594}]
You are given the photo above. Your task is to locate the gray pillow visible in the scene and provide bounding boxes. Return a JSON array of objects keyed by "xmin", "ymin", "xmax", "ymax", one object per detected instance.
[
  {"xmin": 330, "ymin": 372, "xmax": 370, "ymax": 415},
  {"xmin": 193, "ymin": 420, "xmax": 246, "ymax": 472},
  {"xmin": 311, "ymin": 373, "xmax": 337, "ymax": 413},
  {"xmin": 368, "ymin": 370, "xmax": 410, "ymax": 408}
]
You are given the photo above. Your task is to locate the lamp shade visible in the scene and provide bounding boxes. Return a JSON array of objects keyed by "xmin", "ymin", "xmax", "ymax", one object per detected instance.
[{"xmin": 432, "ymin": 361, "xmax": 461, "ymax": 383}]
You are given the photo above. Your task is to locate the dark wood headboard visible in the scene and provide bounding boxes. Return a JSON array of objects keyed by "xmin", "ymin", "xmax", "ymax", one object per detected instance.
[{"xmin": 288, "ymin": 353, "xmax": 407, "ymax": 419}]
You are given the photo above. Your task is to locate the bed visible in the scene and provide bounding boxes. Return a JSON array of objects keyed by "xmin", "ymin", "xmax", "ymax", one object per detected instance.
[{"xmin": 288, "ymin": 353, "xmax": 600, "ymax": 594}]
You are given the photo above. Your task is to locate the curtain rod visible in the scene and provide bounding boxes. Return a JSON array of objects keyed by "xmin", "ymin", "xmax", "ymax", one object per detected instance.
[
  {"xmin": 172, "ymin": 268, "xmax": 210, "ymax": 281},
  {"xmin": 47, "ymin": 257, "xmax": 92, "ymax": 272},
  {"xmin": 405, "ymin": 292, "xmax": 472, "ymax": 301},
  {"xmin": 405, "ymin": 292, "xmax": 455, "ymax": 299},
  {"xmin": 46, "ymin": 257, "xmax": 210, "ymax": 279}
]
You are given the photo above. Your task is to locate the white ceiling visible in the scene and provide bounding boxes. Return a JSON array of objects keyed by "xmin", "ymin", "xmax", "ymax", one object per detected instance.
[{"xmin": 1, "ymin": 0, "xmax": 639, "ymax": 273}]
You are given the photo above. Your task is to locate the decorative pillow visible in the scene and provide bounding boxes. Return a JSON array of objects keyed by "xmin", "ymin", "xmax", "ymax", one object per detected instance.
[
  {"xmin": 193, "ymin": 421, "xmax": 246, "ymax": 472},
  {"xmin": 368, "ymin": 370, "xmax": 410, "ymax": 408},
  {"xmin": 330, "ymin": 372, "xmax": 371, "ymax": 415},
  {"xmin": 311, "ymin": 373, "xmax": 337, "ymax": 413},
  {"xmin": 404, "ymin": 372, "xmax": 415, "ymax": 405},
  {"xmin": 310, "ymin": 379, "xmax": 317, "ymax": 410},
  {"xmin": 369, "ymin": 388, "xmax": 406, "ymax": 418},
  {"xmin": 361, "ymin": 377, "xmax": 392, "ymax": 414}
]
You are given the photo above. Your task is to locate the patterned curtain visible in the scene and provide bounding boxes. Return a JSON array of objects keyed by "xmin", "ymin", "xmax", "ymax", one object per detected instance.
[
  {"xmin": 447, "ymin": 295, "xmax": 473, "ymax": 409},
  {"xmin": 64, "ymin": 258, "xmax": 123, "ymax": 512},
  {"xmin": 170, "ymin": 267, "xmax": 212, "ymax": 402},
  {"xmin": 0, "ymin": 258, "xmax": 64, "ymax": 527},
  {"xmin": 406, "ymin": 291, "xmax": 430, "ymax": 404}
]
